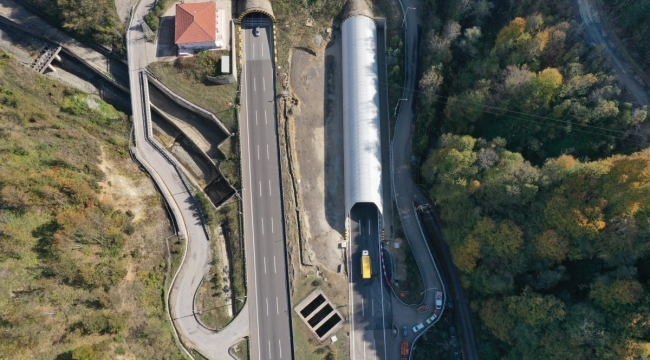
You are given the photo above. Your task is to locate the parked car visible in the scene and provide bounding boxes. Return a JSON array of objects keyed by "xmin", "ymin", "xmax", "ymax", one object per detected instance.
[
  {"xmin": 412, "ymin": 323, "xmax": 424, "ymax": 333},
  {"xmin": 435, "ymin": 291, "xmax": 443, "ymax": 309},
  {"xmin": 426, "ymin": 314, "xmax": 437, "ymax": 324},
  {"xmin": 402, "ymin": 325, "xmax": 408, "ymax": 339},
  {"xmin": 254, "ymin": 27, "xmax": 260, "ymax": 36}
]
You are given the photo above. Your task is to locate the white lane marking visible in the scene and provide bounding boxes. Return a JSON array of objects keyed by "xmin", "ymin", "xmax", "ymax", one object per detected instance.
[
  {"xmin": 266, "ymin": 144, "xmax": 269, "ymax": 159},
  {"xmin": 279, "ymin": 339, "xmax": 282, "ymax": 358},
  {"xmin": 265, "ymin": 110, "xmax": 268, "ymax": 124},
  {"xmin": 259, "ymin": 181, "xmax": 262, "ymax": 197},
  {"xmin": 363, "ymin": 343, "xmax": 366, "ymax": 360},
  {"xmin": 264, "ymin": 257, "xmax": 267, "ymax": 274},
  {"xmin": 276, "ymin": 296, "xmax": 279, "ymax": 313},
  {"xmin": 257, "ymin": 145, "xmax": 260, "ymax": 159},
  {"xmin": 252, "ymin": 42, "xmax": 255, "ymax": 59},
  {"xmin": 274, "ymin": 256, "xmax": 277, "ymax": 273},
  {"xmin": 268, "ymin": 341, "xmax": 272, "ymax": 358},
  {"xmin": 266, "ymin": 297, "xmax": 269, "ymax": 316},
  {"xmin": 268, "ymin": 180, "xmax": 271, "ymax": 196},
  {"xmin": 361, "ymin": 298, "xmax": 366, "ymax": 316},
  {"xmin": 254, "ymin": 77, "xmax": 256, "ymax": 92},
  {"xmin": 263, "ymin": 77, "xmax": 266, "ymax": 91},
  {"xmin": 271, "ymin": 217, "xmax": 274, "ymax": 233},
  {"xmin": 243, "ymin": 59, "xmax": 262, "ymax": 360},
  {"xmin": 255, "ymin": 110, "xmax": 258, "ymax": 125},
  {"xmin": 261, "ymin": 217, "xmax": 264, "ymax": 234},
  {"xmin": 262, "ymin": 42, "xmax": 264, "ymax": 58}
]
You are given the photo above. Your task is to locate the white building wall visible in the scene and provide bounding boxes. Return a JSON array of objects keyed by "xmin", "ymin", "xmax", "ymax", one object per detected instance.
[
  {"xmin": 178, "ymin": 41, "xmax": 220, "ymax": 56},
  {"xmin": 341, "ymin": 15, "xmax": 383, "ymax": 216}
]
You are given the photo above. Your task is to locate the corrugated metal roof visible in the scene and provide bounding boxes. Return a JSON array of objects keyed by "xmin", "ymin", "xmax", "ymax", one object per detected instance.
[
  {"xmin": 342, "ymin": 15, "xmax": 383, "ymax": 215},
  {"xmin": 175, "ymin": 2, "xmax": 216, "ymax": 44}
]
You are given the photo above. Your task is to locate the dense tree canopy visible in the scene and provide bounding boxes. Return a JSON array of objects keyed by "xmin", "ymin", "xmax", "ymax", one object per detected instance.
[
  {"xmin": 422, "ymin": 134, "xmax": 650, "ymax": 358},
  {"xmin": 414, "ymin": 0, "xmax": 647, "ymax": 164}
]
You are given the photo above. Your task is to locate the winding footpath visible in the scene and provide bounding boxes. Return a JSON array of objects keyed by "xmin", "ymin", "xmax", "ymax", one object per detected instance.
[{"xmin": 126, "ymin": 2, "xmax": 248, "ymax": 359}]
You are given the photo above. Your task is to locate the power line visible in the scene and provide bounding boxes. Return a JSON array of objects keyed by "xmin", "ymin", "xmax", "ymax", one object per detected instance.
[{"xmin": 380, "ymin": 80, "xmax": 649, "ymax": 145}]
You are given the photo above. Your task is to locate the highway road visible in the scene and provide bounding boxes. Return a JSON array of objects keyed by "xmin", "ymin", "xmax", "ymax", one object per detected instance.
[
  {"xmin": 126, "ymin": 1, "xmax": 249, "ymax": 359},
  {"xmin": 349, "ymin": 203, "xmax": 390, "ymax": 360},
  {"xmin": 240, "ymin": 16, "xmax": 294, "ymax": 360}
]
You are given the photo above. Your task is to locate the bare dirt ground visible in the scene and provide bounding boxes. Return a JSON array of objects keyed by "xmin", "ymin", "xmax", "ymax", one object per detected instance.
[
  {"xmin": 97, "ymin": 148, "xmax": 156, "ymax": 222},
  {"xmin": 288, "ymin": 37, "xmax": 345, "ymax": 274}
]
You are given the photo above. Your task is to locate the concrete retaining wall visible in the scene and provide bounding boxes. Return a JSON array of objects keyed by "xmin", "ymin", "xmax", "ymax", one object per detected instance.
[{"xmin": 145, "ymin": 71, "xmax": 232, "ymax": 142}]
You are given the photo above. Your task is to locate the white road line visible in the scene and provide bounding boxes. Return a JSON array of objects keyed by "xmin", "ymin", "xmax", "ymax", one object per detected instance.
[
  {"xmin": 271, "ymin": 217, "xmax": 274, "ymax": 233},
  {"xmin": 274, "ymin": 255, "xmax": 277, "ymax": 273},
  {"xmin": 276, "ymin": 296, "xmax": 279, "ymax": 313},
  {"xmin": 261, "ymin": 217, "xmax": 264, "ymax": 234},
  {"xmin": 266, "ymin": 144, "xmax": 269, "ymax": 159},
  {"xmin": 266, "ymin": 297, "xmax": 269, "ymax": 316},
  {"xmin": 268, "ymin": 341, "xmax": 272, "ymax": 358},
  {"xmin": 255, "ymin": 110, "xmax": 258, "ymax": 125},
  {"xmin": 362, "ymin": 298, "xmax": 364, "ymax": 316},
  {"xmin": 264, "ymin": 257, "xmax": 267, "ymax": 274},
  {"xmin": 262, "ymin": 42, "xmax": 264, "ymax": 58},
  {"xmin": 254, "ymin": 77, "xmax": 256, "ymax": 92},
  {"xmin": 268, "ymin": 180, "xmax": 271, "ymax": 196},
  {"xmin": 257, "ymin": 145, "xmax": 260, "ymax": 159},
  {"xmin": 279, "ymin": 339, "xmax": 282, "ymax": 358},
  {"xmin": 243, "ymin": 58, "xmax": 262, "ymax": 360},
  {"xmin": 252, "ymin": 43, "xmax": 255, "ymax": 59},
  {"xmin": 263, "ymin": 77, "xmax": 266, "ymax": 91},
  {"xmin": 265, "ymin": 109, "xmax": 268, "ymax": 124}
]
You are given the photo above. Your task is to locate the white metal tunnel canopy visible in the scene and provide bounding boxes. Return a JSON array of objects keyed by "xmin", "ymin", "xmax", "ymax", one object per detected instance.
[{"xmin": 342, "ymin": 15, "xmax": 383, "ymax": 216}]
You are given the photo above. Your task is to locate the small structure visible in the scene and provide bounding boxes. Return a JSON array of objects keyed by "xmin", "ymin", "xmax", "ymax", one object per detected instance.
[
  {"xmin": 220, "ymin": 55, "xmax": 230, "ymax": 74},
  {"xmin": 175, "ymin": 2, "xmax": 225, "ymax": 56},
  {"xmin": 294, "ymin": 288, "xmax": 345, "ymax": 342}
]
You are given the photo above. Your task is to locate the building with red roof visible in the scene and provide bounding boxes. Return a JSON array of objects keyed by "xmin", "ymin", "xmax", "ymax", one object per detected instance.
[{"xmin": 175, "ymin": 2, "xmax": 224, "ymax": 56}]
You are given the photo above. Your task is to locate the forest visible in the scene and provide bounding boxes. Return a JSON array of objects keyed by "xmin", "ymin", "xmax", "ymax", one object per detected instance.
[
  {"xmin": 415, "ymin": 0, "xmax": 650, "ymax": 358},
  {"xmin": 0, "ymin": 51, "xmax": 183, "ymax": 358}
]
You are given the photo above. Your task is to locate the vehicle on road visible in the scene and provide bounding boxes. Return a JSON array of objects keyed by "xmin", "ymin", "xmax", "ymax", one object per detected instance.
[
  {"xmin": 412, "ymin": 323, "xmax": 424, "ymax": 333},
  {"xmin": 361, "ymin": 250, "xmax": 371, "ymax": 279},
  {"xmin": 426, "ymin": 314, "xmax": 437, "ymax": 324},
  {"xmin": 401, "ymin": 341, "xmax": 410, "ymax": 360},
  {"xmin": 416, "ymin": 304, "xmax": 430, "ymax": 314},
  {"xmin": 254, "ymin": 26, "xmax": 260, "ymax": 36},
  {"xmin": 402, "ymin": 325, "xmax": 408, "ymax": 339},
  {"xmin": 435, "ymin": 291, "xmax": 443, "ymax": 309}
]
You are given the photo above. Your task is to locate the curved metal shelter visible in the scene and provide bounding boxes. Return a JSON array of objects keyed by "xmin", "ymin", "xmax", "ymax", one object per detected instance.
[
  {"xmin": 342, "ymin": 14, "xmax": 383, "ymax": 216},
  {"xmin": 238, "ymin": 0, "xmax": 275, "ymax": 22}
]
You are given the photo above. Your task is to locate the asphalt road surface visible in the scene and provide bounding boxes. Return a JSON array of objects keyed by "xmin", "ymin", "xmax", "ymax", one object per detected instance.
[
  {"xmin": 240, "ymin": 17, "xmax": 294, "ymax": 360},
  {"xmin": 391, "ymin": 0, "xmax": 480, "ymax": 358},
  {"xmin": 349, "ymin": 203, "xmax": 391, "ymax": 360}
]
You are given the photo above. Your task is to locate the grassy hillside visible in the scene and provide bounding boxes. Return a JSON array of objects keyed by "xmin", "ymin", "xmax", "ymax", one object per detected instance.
[{"xmin": 0, "ymin": 50, "xmax": 183, "ymax": 359}]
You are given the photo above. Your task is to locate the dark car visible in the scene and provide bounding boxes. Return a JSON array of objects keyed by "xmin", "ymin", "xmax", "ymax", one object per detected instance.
[{"xmin": 402, "ymin": 325, "xmax": 408, "ymax": 339}]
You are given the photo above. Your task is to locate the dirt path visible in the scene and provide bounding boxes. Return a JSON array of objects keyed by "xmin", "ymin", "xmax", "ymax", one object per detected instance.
[
  {"xmin": 577, "ymin": 0, "xmax": 650, "ymax": 109},
  {"xmin": 288, "ymin": 44, "xmax": 346, "ymax": 273}
]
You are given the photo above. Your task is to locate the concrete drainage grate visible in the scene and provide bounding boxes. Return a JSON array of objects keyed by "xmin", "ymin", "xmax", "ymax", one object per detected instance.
[{"xmin": 294, "ymin": 288, "xmax": 345, "ymax": 342}]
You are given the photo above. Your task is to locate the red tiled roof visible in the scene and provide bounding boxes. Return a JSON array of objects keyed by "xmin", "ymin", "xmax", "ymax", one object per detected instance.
[{"xmin": 175, "ymin": 2, "xmax": 216, "ymax": 44}]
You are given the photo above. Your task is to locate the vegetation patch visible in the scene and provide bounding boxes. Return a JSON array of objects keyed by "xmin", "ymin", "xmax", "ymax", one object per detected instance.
[
  {"xmin": 148, "ymin": 53, "xmax": 238, "ymax": 132},
  {"xmin": 0, "ymin": 50, "xmax": 182, "ymax": 358},
  {"xmin": 25, "ymin": 0, "xmax": 126, "ymax": 55}
]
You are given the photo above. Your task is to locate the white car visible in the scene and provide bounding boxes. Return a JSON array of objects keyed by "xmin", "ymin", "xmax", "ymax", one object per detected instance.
[
  {"xmin": 412, "ymin": 323, "xmax": 424, "ymax": 333},
  {"xmin": 254, "ymin": 27, "xmax": 260, "ymax": 37},
  {"xmin": 426, "ymin": 314, "xmax": 437, "ymax": 324}
]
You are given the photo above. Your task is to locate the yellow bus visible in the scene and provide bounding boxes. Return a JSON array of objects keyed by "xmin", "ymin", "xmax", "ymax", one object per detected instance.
[{"xmin": 362, "ymin": 250, "xmax": 371, "ymax": 279}]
